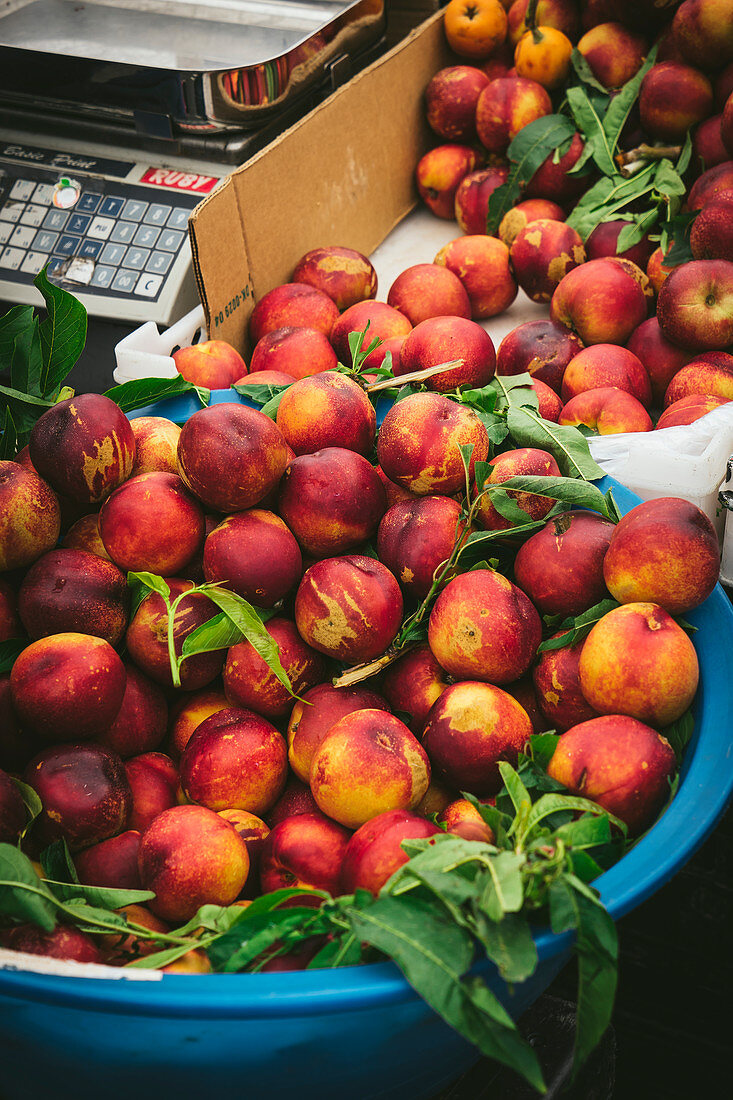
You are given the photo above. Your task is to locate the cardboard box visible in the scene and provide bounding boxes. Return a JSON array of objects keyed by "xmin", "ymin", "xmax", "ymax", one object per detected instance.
[{"xmin": 188, "ymin": 9, "xmax": 452, "ymax": 354}]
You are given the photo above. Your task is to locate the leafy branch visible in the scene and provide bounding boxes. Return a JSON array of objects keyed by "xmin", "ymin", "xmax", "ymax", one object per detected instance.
[{"xmin": 126, "ymin": 572, "xmax": 292, "ymax": 693}]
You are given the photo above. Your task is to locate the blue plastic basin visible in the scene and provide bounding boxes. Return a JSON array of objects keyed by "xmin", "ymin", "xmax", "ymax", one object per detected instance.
[{"xmin": 1, "ymin": 390, "xmax": 731, "ymax": 1100}]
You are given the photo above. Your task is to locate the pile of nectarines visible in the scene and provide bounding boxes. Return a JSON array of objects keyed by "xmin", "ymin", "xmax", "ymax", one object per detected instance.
[
  {"xmin": 407, "ymin": 0, "xmax": 733, "ymax": 434},
  {"xmin": 0, "ymin": 318, "xmax": 722, "ymax": 969}
]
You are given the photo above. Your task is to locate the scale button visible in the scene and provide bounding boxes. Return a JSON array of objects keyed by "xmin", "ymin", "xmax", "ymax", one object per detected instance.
[
  {"xmin": 78, "ymin": 239, "xmax": 102, "ymax": 259},
  {"xmin": 0, "ymin": 223, "xmax": 12, "ymax": 245},
  {"xmin": 57, "ymin": 234, "xmax": 81, "ymax": 256},
  {"xmin": 0, "ymin": 246, "xmax": 24, "ymax": 270},
  {"xmin": 76, "ymin": 193, "xmax": 101, "ymax": 214},
  {"xmin": 111, "ymin": 269, "xmax": 137, "ymax": 294},
  {"xmin": 10, "ymin": 224, "xmax": 35, "ymax": 249},
  {"xmin": 165, "ymin": 206, "xmax": 188, "ymax": 231},
  {"xmin": 143, "ymin": 204, "xmax": 171, "ymax": 226},
  {"xmin": 21, "ymin": 251, "xmax": 48, "ymax": 275},
  {"xmin": 122, "ymin": 247, "xmax": 150, "ymax": 270},
  {"xmin": 99, "ymin": 242, "xmax": 127, "ymax": 266},
  {"xmin": 99, "ymin": 196, "xmax": 125, "ymax": 218},
  {"xmin": 166, "ymin": 207, "xmax": 190, "ymax": 230},
  {"xmin": 65, "ymin": 257, "xmax": 96, "ymax": 286},
  {"xmin": 46, "ymin": 255, "xmax": 68, "ymax": 278},
  {"xmin": 42, "ymin": 209, "xmax": 69, "ymax": 231},
  {"xmin": 32, "ymin": 183, "xmax": 56, "ymax": 205},
  {"xmin": 20, "ymin": 204, "xmax": 46, "ymax": 228},
  {"xmin": 53, "ymin": 178, "xmax": 81, "ymax": 209},
  {"xmin": 121, "ymin": 199, "xmax": 148, "ymax": 222},
  {"xmin": 133, "ymin": 224, "xmax": 160, "ymax": 248},
  {"xmin": 10, "ymin": 179, "xmax": 36, "ymax": 202},
  {"xmin": 90, "ymin": 265, "xmax": 116, "ymax": 289},
  {"xmin": 0, "ymin": 203, "xmax": 23, "ymax": 224},
  {"xmin": 33, "ymin": 230, "xmax": 59, "ymax": 252},
  {"xmin": 147, "ymin": 250, "xmax": 172, "ymax": 274},
  {"xmin": 87, "ymin": 216, "xmax": 115, "ymax": 240},
  {"xmin": 134, "ymin": 272, "xmax": 163, "ymax": 298},
  {"xmin": 67, "ymin": 213, "xmax": 91, "ymax": 235},
  {"xmin": 157, "ymin": 229, "xmax": 184, "ymax": 253},
  {"xmin": 110, "ymin": 221, "xmax": 136, "ymax": 244}
]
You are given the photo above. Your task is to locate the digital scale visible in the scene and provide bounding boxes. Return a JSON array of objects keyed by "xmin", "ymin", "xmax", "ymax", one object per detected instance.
[{"xmin": 0, "ymin": 0, "xmax": 386, "ymax": 324}]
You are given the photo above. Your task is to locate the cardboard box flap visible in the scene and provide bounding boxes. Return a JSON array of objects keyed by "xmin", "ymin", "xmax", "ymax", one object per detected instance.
[{"xmin": 189, "ymin": 10, "xmax": 452, "ymax": 354}]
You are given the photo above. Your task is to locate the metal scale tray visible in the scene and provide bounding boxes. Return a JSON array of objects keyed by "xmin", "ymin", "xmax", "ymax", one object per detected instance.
[{"xmin": 0, "ymin": 0, "xmax": 385, "ymax": 136}]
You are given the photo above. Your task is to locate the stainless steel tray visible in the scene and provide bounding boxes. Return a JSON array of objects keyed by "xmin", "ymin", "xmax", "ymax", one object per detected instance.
[{"xmin": 0, "ymin": 0, "xmax": 385, "ymax": 131}]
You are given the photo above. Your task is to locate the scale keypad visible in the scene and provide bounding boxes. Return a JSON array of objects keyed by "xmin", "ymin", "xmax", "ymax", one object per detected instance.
[{"xmin": 0, "ymin": 163, "xmax": 200, "ymax": 304}]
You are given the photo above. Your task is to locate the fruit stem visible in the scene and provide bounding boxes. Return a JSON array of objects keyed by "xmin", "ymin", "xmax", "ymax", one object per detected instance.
[
  {"xmin": 167, "ymin": 591, "xmax": 183, "ymax": 689},
  {"xmin": 526, "ymin": 0, "xmax": 540, "ymax": 33},
  {"xmin": 365, "ymin": 359, "xmax": 465, "ymax": 393},
  {"xmin": 331, "ymin": 645, "xmax": 417, "ymax": 688},
  {"xmin": 616, "ymin": 144, "xmax": 682, "ymax": 178}
]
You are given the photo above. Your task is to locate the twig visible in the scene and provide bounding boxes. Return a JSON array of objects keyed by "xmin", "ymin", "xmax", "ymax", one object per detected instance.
[
  {"xmin": 332, "ymin": 646, "xmax": 416, "ymax": 688},
  {"xmin": 365, "ymin": 359, "xmax": 464, "ymax": 393},
  {"xmin": 616, "ymin": 144, "xmax": 682, "ymax": 177}
]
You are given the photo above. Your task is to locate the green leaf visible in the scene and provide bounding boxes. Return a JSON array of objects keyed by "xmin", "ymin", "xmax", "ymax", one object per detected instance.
[
  {"xmin": 569, "ymin": 883, "xmax": 618, "ymax": 1078},
  {"xmin": 676, "ymin": 131, "xmax": 693, "ymax": 176},
  {"xmin": 653, "ymin": 159, "xmax": 687, "ymax": 203},
  {"xmin": 487, "ymin": 488, "xmax": 541, "ymax": 526},
  {"xmin": 0, "ymin": 843, "xmax": 56, "ymax": 932},
  {"xmin": 43, "ymin": 879, "xmax": 155, "ymax": 910},
  {"xmin": 127, "ymin": 571, "xmax": 171, "ymax": 602},
  {"xmin": 490, "ymin": 373, "xmax": 539, "ymax": 416},
  {"xmin": 34, "ymin": 266, "xmax": 87, "ymax": 400},
  {"xmin": 555, "ymin": 813, "xmax": 613, "ymax": 851},
  {"xmin": 486, "ymin": 114, "xmax": 577, "ymax": 236},
  {"xmin": 210, "ymin": 907, "xmax": 323, "ymax": 973},
  {"xmin": 0, "ymin": 305, "xmax": 36, "ymax": 370},
  {"xmin": 522, "ymin": 795, "xmax": 626, "ymax": 842},
  {"xmin": 0, "ymin": 406, "xmax": 18, "ymax": 460},
  {"xmin": 0, "ymin": 382, "xmax": 55, "ymax": 411},
  {"xmin": 616, "ymin": 218, "xmax": 649, "ymax": 253},
  {"xmin": 566, "ymin": 86, "xmax": 615, "ymax": 176},
  {"xmin": 39, "ymin": 839, "xmax": 79, "ymax": 885},
  {"xmin": 570, "ymin": 49, "xmax": 610, "ymax": 95},
  {"xmin": 528, "ymin": 733, "xmax": 561, "ymax": 771},
  {"xmin": 661, "ymin": 210, "xmax": 698, "ymax": 265},
  {"xmin": 180, "ymin": 610, "xmax": 246, "ymax": 657},
  {"xmin": 307, "ymin": 931, "xmax": 364, "ymax": 969},
  {"xmin": 233, "ymin": 381, "xmax": 291, "ymax": 406},
  {"xmin": 479, "ymin": 851, "xmax": 525, "ymax": 921},
  {"xmin": 104, "ymin": 375, "xmax": 209, "ymax": 414},
  {"xmin": 536, "ymin": 598, "xmax": 620, "ymax": 654},
  {"xmin": 10, "ymin": 319, "xmax": 43, "ymax": 398},
  {"xmin": 171, "ymin": 903, "xmax": 250, "ymax": 938},
  {"xmin": 602, "ymin": 44, "xmax": 657, "ymax": 153},
  {"xmin": 201, "ymin": 586, "xmax": 296, "ymax": 696},
  {"xmin": 347, "ymin": 895, "xmax": 546, "ymax": 1092},
  {"xmin": 498, "ymin": 763, "xmax": 532, "ymax": 820},
  {"xmin": 496, "ymin": 474, "xmax": 615, "ymax": 518},
  {"xmin": 259, "ymin": 389, "xmax": 289, "ymax": 420},
  {"xmin": 125, "ymin": 943, "xmax": 199, "ymax": 970},
  {"xmin": 566, "ymin": 165, "xmax": 659, "ymax": 242},
  {"xmin": 661, "ymin": 709, "xmax": 694, "ymax": 764},
  {"xmin": 473, "ymin": 910, "xmax": 538, "ymax": 984},
  {"xmin": 9, "ymin": 778, "xmax": 42, "ymax": 838},
  {"xmin": 506, "ymin": 407, "xmax": 604, "ymax": 480},
  {"xmin": 0, "ymin": 637, "xmax": 27, "ymax": 674},
  {"xmin": 455, "ymin": 518, "xmax": 549, "ymax": 565}
]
